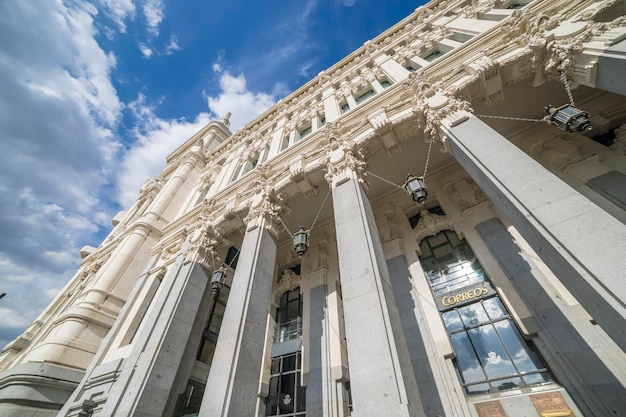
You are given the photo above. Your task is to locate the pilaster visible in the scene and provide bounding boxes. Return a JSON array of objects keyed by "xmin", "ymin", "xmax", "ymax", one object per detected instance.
[
  {"xmin": 430, "ymin": 98, "xmax": 626, "ymax": 351},
  {"xmin": 326, "ymin": 140, "xmax": 424, "ymax": 417},
  {"xmin": 198, "ymin": 188, "xmax": 281, "ymax": 417}
]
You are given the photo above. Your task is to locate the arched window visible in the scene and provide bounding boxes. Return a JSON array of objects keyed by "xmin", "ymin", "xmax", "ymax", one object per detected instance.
[{"xmin": 419, "ymin": 230, "xmax": 554, "ymax": 395}]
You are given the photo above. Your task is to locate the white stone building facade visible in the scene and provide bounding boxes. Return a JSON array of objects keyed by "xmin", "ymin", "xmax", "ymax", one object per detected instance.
[{"xmin": 1, "ymin": 1, "xmax": 626, "ymax": 416}]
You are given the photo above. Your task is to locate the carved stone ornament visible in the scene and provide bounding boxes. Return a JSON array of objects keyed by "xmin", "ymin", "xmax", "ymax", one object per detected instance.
[
  {"xmin": 219, "ymin": 112, "xmax": 231, "ymax": 127},
  {"xmin": 407, "ymin": 75, "xmax": 472, "ymax": 145},
  {"xmin": 323, "ymin": 129, "xmax": 368, "ymax": 187},
  {"xmin": 610, "ymin": 123, "xmax": 626, "ymax": 155},
  {"xmin": 275, "ymin": 268, "xmax": 301, "ymax": 296},
  {"xmin": 184, "ymin": 214, "xmax": 220, "ymax": 268},
  {"xmin": 413, "ymin": 210, "xmax": 452, "ymax": 243},
  {"xmin": 243, "ymin": 171, "xmax": 283, "ymax": 235},
  {"xmin": 138, "ymin": 176, "xmax": 163, "ymax": 200}
]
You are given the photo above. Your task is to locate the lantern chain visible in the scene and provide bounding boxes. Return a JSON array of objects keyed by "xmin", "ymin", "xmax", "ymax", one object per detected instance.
[
  {"xmin": 475, "ymin": 114, "xmax": 545, "ymax": 123},
  {"xmin": 422, "ymin": 135, "xmax": 434, "ymax": 187},
  {"xmin": 278, "ymin": 216, "xmax": 295, "ymax": 238},
  {"xmin": 560, "ymin": 69, "xmax": 576, "ymax": 107},
  {"xmin": 309, "ymin": 189, "xmax": 331, "ymax": 235},
  {"xmin": 366, "ymin": 170, "xmax": 406, "ymax": 191}
]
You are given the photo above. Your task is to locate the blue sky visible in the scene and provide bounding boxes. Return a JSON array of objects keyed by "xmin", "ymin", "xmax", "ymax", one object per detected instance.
[{"xmin": 0, "ymin": 0, "xmax": 425, "ymax": 349}]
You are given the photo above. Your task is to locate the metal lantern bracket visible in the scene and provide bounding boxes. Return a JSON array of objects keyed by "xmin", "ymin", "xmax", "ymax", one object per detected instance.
[
  {"xmin": 367, "ymin": 134, "xmax": 434, "ymax": 204},
  {"xmin": 476, "ymin": 69, "xmax": 592, "ymax": 133},
  {"xmin": 210, "ymin": 247, "xmax": 240, "ymax": 294},
  {"xmin": 279, "ymin": 189, "xmax": 331, "ymax": 257}
]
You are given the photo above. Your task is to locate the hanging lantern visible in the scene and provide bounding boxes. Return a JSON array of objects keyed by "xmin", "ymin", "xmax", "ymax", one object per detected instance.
[
  {"xmin": 544, "ymin": 104, "xmax": 592, "ymax": 132},
  {"xmin": 403, "ymin": 174, "xmax": 427, "ymax": 203},
  {"xmin": 293, "ymin": 226, "xmax": 309, "ymax": 257},
  {"xmin": 211, "ymin": 264, "xmax": 227, "ymax": 292}
]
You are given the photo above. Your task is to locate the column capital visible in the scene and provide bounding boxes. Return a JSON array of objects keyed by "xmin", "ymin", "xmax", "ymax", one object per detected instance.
[
  {"xmin": 184, "ymin": 212, "xmax": 221, "ymax": 269},
  {"xmin": 407, "ymin": 75, "xmax": 472, "ymax": 146},
  {"xmin": 322, "ymin": 123, "xmax": 367, "ymax": 187},
  {"xmin": 243, "ymin": 173, "xmax": 283, "ymax": 237}
]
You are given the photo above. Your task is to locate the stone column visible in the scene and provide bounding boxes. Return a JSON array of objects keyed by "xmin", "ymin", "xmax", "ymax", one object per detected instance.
[
  {"xmin": 145, "ymin": 150, "xmax": 204, "ymax": 223},
  {"xmin": 80, "ymin": 222, "xmax": 153, "ymax": 308},
  {"xmin": 427, "ymin": 93, "xmax": 626, "ymax": 349},
  {"xmin": 198, "ymin": 188, "xmax": 280, "ymax": 417},
  {"xmin": 326, "ymin": 140, "xmax": 424, "ymax": 417}
]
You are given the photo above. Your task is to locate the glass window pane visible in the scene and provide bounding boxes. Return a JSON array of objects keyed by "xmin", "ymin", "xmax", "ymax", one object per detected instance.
[
  {"xmin": 442, "ymin": 310, "xmax": 463, "ymax": 332},
  {"xmin": 458, "ymin": 303, "xmax": 490, "ymax": 327},
  {"xmin": 468, "ymin": 325, "xmax": 517, "ymax": 379},
  {"xmin": 208, "ymin": 302, "xmax": 226, "ymax": 334},
  {"xmin": 482, "ymin": 298, "xmax": 507, "ymax": 320},
  {"xmin": 287, "ymin": 300, "xmax": 299, "ymax": 321},
  {"xmin": 450, "ymin": 332, "xmax": 486, "ymax": 384},
  {"xmin": 433, "ymin": 245, "xmax": 453, "ymax": 261},
  {"xmin": 446, "ymin": 230, "xmax": 461, "ymax": 246},
  {"xmin": 283, "ymin": 354, "xmax": 297, "ymax": 372},
  {"xmin": 465, "ymin": 383, "xmax": 490, "ymax": 396},
  {"xmin": 419, "ymin": 242, "xmax": 432, "ymax": 258},
  {"xmin": 271, "ymin": 358, "xmax": 280, "ymax": 375},
  {"xmin": 428, "ymin": 233, "xmax": 448, "ymax": 247},
  {"xmin": 279, "ymin": 374, "xmax": 295, "ymax": 414},
  {"xmin": 494, "ymin": 320, "xmax": 546, "ymax": 373},
  {"xmin": 491, "ymin": 377, "xmax": 521, "ymax": 392},
  {"xmin": 523, "ymin": 372, "xmax": 553, "ymax": 386}
]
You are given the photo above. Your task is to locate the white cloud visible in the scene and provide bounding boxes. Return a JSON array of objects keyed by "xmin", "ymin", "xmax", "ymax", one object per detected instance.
[
  {"xmin": 338, "ymin": 0, "xmax": 356, "ymax": 6},
  {"xmin": 165, "ymin": 35, "xmax": 180, "ymax": 55},
  {"xmin": 138, "ymin": 41, "xmax": 153, "ymax": 58},
  {"xmin": 205, "ymin": 69, "xmax": 276, "ymax": 132},
  {"xmin": 116, "ymin": 95, "xmax": 213, "ymax": 207},
  {"xmin": 143, "ymin": 0, "xmax": 164, "ymax": 36},
  {"xmin": 0, "ymin": 0, "xmax": 123, "ymax": 346},
  {"xmin": 116, "ymin": 68, "xmax": 278, "ymax": 209},
  {"xmin": 94, "ymin": 0, "xmax": 136, "ymax": 33}
]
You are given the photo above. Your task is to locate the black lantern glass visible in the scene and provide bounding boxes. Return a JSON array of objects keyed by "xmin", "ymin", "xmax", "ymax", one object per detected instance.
[
  {"xmin": 293, "ymin": 226, "xmax": 309, "ymax": 257},
  {"xmin": 403, "ymin": 174, "xmax": 428, "ymax": 203},
  {"xmin": 545, "ymin": 104, "xmax": 592, "ymax": 132},
  {"xmin": 211, "ymin": 264, "xmax": 227, "ymax": 292}
]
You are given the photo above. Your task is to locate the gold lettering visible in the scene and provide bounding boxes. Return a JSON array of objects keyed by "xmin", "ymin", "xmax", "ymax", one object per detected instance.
[{"xmin": 441, "ymin": 286, "xmax": 490, "ymax": 309}]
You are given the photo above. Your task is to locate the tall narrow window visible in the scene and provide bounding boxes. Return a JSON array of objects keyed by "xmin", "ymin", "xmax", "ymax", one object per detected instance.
[
  {"xmin": 172, "ymin": 379, "xmax": 206, "ymax": 417},
  {"xmin": 265, "ymin": 352, "xmax": 306, "ymax": 416},
  {"xmin": 197, "ymin": 284, "xmax": 230, "ymax": 364},
  {"xmin": 419, "ymin": 230, "xmax": 554, "ymax": 395},
  {"xmin": 274, "ymin": 288, "xmax": 302, "ymax": 344}
]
